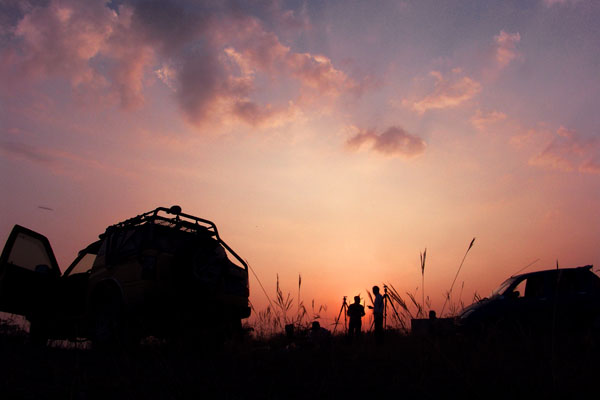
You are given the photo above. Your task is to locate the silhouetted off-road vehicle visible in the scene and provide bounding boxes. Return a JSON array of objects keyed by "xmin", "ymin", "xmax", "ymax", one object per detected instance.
[
  {"xmin": 457, "ymin": 265, "xmax": 600, "ymax": 336},
  {"xmin": 0, "ymin": 206, "xmax": 250, "ymax": 346}
]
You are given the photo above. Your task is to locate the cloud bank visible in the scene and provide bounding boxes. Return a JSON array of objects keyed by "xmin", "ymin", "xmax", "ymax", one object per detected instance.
[{"xmin": 0, "ymin": 0, "xmax": 360, "ymax": 128}]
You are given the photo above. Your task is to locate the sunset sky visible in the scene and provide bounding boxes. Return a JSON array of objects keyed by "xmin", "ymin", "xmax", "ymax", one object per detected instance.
[{"xmin": 1, "ymin": 0, "xmax": 599, "ymax": 325}]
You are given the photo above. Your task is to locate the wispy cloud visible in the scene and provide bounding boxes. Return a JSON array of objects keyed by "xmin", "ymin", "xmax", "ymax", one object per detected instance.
[
  {"xmin": 0, "ymin": 139, "xmax": 137, "ymax": 179},
  {"xmin": 542, "ymin": 0, "xmax": 582, "ymax": 6},
  {"xmin": 346, "ymin": 126, "xmax": 427, "ymax": 158},
  {"xmin": 509, "ymin": 127, "xmax": 546, "ymax": 149},
  {"xmin": 529, "ymin": 126, "xmax": 600, "ymax": 174},
  {"xmin": 231, "ymin": 100, "xmax": 301, "ymax": 128},
  {"xmin": 494, "ymin": 31, "xmax": 521, "ymax": 69},
  {"xmin": 406, "ymin": 70, "xmax": 481, "ymax": 114},
  {"xmin": 0, "ymin": 140, "xmax": 58, "ymax": 167},
  {"xmin": 579, "ymin": 158, "xmax": 600, "ymax": 174},
  {"xmin": 470, "ymin": 109, "xmax": 508, "ymax": 131}
]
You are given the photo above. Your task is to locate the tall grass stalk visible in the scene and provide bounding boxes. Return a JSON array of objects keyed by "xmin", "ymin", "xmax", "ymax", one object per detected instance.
[
  {"xmin": 275, "ymin": 274, "xmax": 293, "ymax": 327},
  {"xmin": 297, "ymin": 274, "xmax": 301, "ymax": 320},
  {"xmin": 441, "ymin": 237, "xmax": 476, "ymax": 316},
  {"xmin": 406, "ymin": 290, "xmax": 422, "ymax": 319},
  {"xmin": 420, "ymin": 248, "xmax": 427, "ymax": 318},
  {"xmin": 251, "ymin": 275, "xmax": 327, "ymax": 337},
  {"xmin": 247, "ymin": 260, "xmax": 274, "ymax": 310},
  {"xmin": 366, "ymin": 289, "xmax": 374, "ymax": 308},
  {"xmin": 383, "ymin": 283, "xmax": 418, "ymax": 332}
]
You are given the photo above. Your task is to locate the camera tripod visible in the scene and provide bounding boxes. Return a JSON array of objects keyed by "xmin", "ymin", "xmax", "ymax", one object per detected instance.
[
  {"xmin": 370, "ymin": 285, "xmax": 403, "ymax": 330},
  {"xmin": 382, "ymin": 285, "xmax": 402, "ymax": 329},
  {"xmin": 333, "ymin": 296, "xmax": 348, "ymax": 333}
]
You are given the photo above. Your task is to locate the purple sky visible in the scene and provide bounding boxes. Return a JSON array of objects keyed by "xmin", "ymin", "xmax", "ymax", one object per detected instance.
[{"xmin": 1, "ymin": 0, "xmax": 599, "ymax": 321}]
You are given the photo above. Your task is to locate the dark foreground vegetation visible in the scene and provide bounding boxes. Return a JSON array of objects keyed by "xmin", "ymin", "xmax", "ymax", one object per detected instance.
[{"xmin": 1, "ymin": 319, "xmax": 599, "ymax": 399}]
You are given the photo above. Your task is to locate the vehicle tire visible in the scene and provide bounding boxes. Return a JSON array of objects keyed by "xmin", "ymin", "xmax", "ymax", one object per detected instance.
[
  {"xmin": 91, "ymin": 290, "xmax": 126, "ymax": 350},
  {"xmin": 227, "ymin": 317, "xmax": 243, "ymax": 340}
]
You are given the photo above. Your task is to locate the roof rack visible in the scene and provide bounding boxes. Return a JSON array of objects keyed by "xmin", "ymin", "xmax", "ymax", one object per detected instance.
[
  {"xmin": 103, "ymin": 206, "xmax": 248, "ymax": 270},
  {"xmin": 106, "ymin": 206, "xmax": 219, "ymax": 237}
]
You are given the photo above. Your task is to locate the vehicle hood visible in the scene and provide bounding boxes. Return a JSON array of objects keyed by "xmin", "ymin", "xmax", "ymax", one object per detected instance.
[{"xmin": 458, "ymin": 295, "xmax": 501, "ymax": 319}]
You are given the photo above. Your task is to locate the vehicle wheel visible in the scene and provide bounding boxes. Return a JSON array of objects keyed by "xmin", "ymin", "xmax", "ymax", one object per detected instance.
[
  {"xmin": 586, "ymin": 314, "xmax": 600, "ymax": 341},
  {"xmin": 91, "ymin": 291, "xmax": 126, "ymax": 350},
  {"xmin": 226, "ymin": 317, "xmax": 243, "ymax": 340}
]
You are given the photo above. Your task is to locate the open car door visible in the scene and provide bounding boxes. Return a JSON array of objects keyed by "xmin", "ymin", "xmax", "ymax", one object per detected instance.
[{"xmin": 0, "ymin": 225, "xmax": 60, "ymax": 317}]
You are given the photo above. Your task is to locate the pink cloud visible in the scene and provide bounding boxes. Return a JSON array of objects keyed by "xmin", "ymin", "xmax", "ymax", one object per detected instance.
[
  {"xmin": 346, "ymin": 126, "xmax": 427, "ymax": 158},
  {"xmin": 579, "ymin": 158, "xmax": 600, "ymax": 174},
  {"xmin": 2, "ymin": 0, "xmax": 158, "ymax": 110},
  {"xmin": 494, "ymin": 31, "xmax": 521, "ymax": 69},
  {"xmin": 225, "ymin": 18, "xmax": 290, "ymax": 73},
  {"xmin": 1, "ymin": 1, "xmax": 360, "ymax": 129},
  {"xmin": 287, "ymin": 53, "xmax": 357, "ymax": 97},
  {"xmin": 509, "ymin": 127, "xmax": 547, "ymax": 149},
  {"xmin": 140, "ymin": 6, "xmax": 359, "ymax": 126},
  {"xmin": 104, "ymin": 7, "xmax": 156, "ymax": 110},
  {"xmin": 470, "ymin": 109, "xmax": 508, "ymax": 131},
  {"xmin": 216, "ymin": 16, "xmax": 359, "ymax": 95},
  {"xmin": 231, "ymin": 100, "xmax": 300, "ymax": 128},
  {"xmin": 407, "ymin": 70, "xmax": 481, "ymax": 114},
  {"xmin": 175, "ymin": 46, "xmax": 241, "ymax": 126},
  {"xmin": 529, "ymin": 126, "xmax": 600, "ymax": 174},
  {"xmin": 258, "ymin": 1, "xmax": 311, "ymax": 31},
  {"xmin": 11, "ymin": 0, "xmax": 115, "ymax": 86}
]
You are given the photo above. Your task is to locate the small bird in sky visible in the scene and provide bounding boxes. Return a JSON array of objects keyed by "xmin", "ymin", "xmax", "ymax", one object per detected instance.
[{"xmin": 38, "ymin": 206, "xmax": 54, "ymax": 211}]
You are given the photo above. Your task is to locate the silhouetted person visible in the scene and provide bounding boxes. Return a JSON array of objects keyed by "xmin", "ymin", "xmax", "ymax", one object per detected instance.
[
  {"xmin": 368, "ymin": 286, "xmax": 384, "ymax": 343},
  {"xmin": 347, "ymin": 296, "xmax": 365, "ymax": 339}
]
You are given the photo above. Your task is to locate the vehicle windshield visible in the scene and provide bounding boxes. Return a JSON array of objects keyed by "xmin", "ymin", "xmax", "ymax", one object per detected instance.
[
  {"xmin": 64, "ymin": 240, "xmax": 101, "ymax": 276},
  {"xmin": 491, "ymin": 277, "xmax": 517, "ymax": 297},
  {"xmin": 67, "ymin": 253, "xmax": 97, "ymax": 275}
]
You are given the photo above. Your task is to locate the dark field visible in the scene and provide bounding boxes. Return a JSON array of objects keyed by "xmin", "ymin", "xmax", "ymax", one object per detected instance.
[{"xmin": 1, "ymin": 320, "xmax": 599, "ymax": 400}]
